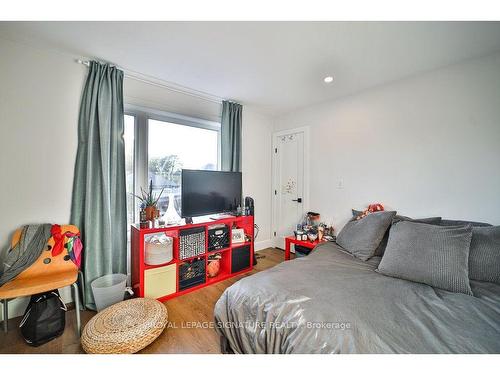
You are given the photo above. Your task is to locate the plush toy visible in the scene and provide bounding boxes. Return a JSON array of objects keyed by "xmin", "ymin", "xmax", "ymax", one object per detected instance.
[
  {"xmin": 207, "ymin": 253, "xmax": 222, "ymax": 278},
  {"xmin": 355, "ymin": 203, "xmax": 385, "ymax": 220}
]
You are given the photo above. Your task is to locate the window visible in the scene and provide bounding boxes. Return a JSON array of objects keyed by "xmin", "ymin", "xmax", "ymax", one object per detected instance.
[
  {"xmin": 148, "ymin": 119, "xmax": 219, "ymax": 216},
  {"xmin": 124, "ymin": 107, "xmax": 221, "ymax": 223}
]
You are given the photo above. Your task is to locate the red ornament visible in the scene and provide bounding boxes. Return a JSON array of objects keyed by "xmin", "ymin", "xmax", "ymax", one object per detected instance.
[{"xmin": 368, "ymin": 203, "xmax": 384, "ymax": 212}]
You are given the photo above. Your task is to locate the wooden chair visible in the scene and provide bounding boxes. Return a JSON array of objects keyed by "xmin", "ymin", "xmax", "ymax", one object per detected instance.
[{"xmin": 0, "ymin": 225, "xmax": 83, "ymax": 336}]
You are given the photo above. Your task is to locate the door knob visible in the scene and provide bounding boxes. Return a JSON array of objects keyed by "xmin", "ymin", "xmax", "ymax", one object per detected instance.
[{"xmin": 292, "ymin": 198, "xmax": 302, "ymax": 203}]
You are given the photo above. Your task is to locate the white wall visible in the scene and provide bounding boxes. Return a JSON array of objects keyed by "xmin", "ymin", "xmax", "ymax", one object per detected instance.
[
  {"xmin": 242, "ymin": 107, "xmax": 273, "ymax": 249},
  {"xmin": 0, "ymin": 37, "xmax": 86, "ymax": 319},
  {"xmin": 274, "ymin": 52, "xmax": 500, "ymax": 233}
]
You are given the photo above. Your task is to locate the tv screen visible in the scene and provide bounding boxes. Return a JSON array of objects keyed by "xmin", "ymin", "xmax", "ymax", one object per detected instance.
[{"xmin": 181, "ymin": 169, "xmax": 242, "ymax": 217}]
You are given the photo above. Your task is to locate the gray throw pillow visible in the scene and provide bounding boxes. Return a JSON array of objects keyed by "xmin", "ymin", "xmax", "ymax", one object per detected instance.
[
  {"xmin": 377, "ymin": 221, "xmax": 473, "ymax": 295},
  {"xmin": 337, "ymin": 211, "xmax": 397, "ymax": 261},
  {"xmin": 375, "ymin": 215, "xmax": 442, "ymax": 257},
  {"xmin": 440, "ymin": 219, "xmax": 491, "ymax": 227},
  {"xmin": 469, "ymin": 226, "xmax": 500, "ymax": 284},
  {"xmin": 350, "ymin": 210, "xmax": 442, "ymax": 257}
]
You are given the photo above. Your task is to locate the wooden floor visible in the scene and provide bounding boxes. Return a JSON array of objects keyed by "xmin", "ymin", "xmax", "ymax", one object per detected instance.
[{"xmin": 0, "ymin": 247, "xmax": 287, "ymax": 354}]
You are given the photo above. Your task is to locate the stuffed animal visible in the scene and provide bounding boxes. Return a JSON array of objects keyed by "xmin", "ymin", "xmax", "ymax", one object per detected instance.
[
  {"xmin": 355, "ymin": 203, "xmax": 385, "ymax": 220},
  {"xmin": 207, "ymin": 253, "xmax": 222, "ymax": 278}
]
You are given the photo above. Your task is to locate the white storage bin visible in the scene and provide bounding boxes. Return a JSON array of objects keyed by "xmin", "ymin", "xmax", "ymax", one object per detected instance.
[
  {"xmin": 91, "ymin": 273, "xmax": 128, "ymax": 312},
  {"xmin": 145, "ymin": 233, "xmax": 173, "ymax": 265}
]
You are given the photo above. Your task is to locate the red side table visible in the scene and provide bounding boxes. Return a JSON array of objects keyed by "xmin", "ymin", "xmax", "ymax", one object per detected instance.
[{"xmin": 284, "ymin": 236, "xmax": 326, "ymax": 260}]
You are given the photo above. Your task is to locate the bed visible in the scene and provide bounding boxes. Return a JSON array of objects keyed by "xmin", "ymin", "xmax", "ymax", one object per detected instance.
[{"xmin": 214, "ymin": 242, "xmax": 500, "ymax": 353}]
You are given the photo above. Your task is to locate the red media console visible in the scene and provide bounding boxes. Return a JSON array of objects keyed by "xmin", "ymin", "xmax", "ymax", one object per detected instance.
[{"xmin": 131, "ymin": 215, "xmax": 254, "ymax": 301}]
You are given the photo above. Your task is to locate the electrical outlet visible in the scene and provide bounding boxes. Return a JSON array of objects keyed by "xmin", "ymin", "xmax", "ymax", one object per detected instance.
[{"xmin": 337, "ymin": 179, "xmax": 344, "ymax": 189}]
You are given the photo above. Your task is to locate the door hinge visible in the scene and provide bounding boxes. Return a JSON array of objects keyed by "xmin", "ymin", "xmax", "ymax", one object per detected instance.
[
  {"xmin": 273, "ymin": 231, "xmax": 277, "ymax": 237},
  {"xmin": 274, "ymin": 148, "xmax": 278, "ymax": 153},
  {"xmin": 274, "ymin": 190, "xmax": 277, "ymax": 195}
]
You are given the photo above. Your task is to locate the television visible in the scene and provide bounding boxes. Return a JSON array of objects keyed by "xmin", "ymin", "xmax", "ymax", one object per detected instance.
[{"xmin": 181, "ymin": 169, "xmax": 242, "ymax": 218}]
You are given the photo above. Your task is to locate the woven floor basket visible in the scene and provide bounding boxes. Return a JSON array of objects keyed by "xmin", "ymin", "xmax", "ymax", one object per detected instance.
[{"xmin": 81, "ymin": 298, "xmax": 168, "ymax": 354}]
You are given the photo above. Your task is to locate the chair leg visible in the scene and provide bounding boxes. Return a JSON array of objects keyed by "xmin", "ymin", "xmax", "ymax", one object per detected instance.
[
  {"xmin": 2, "ymin": 299, "xmax": 7, "ymax": 333},
  {"xmin": 72, "ymin": 283, "xmax": 81, "ymax": 336},
  {"xmin": 77, "ymin": 270, "xmax": 86, "ymax": 310}
]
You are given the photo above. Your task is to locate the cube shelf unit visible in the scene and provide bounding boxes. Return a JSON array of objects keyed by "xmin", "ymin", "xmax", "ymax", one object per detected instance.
[{"xmin": 131, "ymin": 215, "xmax": 254, "ymax": 301}]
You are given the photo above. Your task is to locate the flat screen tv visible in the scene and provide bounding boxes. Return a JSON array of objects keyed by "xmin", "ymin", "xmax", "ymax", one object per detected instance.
[{"xmin": 181, "ymin": 169, "xmax": 242, "ymax": 218}]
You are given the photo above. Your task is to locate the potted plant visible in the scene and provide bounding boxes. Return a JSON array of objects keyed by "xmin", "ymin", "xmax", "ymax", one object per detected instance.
[{"xmin": 135, "ymin": 180, "xmax": 164, "ymax": 221}]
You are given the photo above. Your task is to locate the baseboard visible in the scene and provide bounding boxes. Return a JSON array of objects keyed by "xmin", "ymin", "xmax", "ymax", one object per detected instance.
[{"xmin": 254, "ymin": 239, "xmax": 274, "ymax": 251}]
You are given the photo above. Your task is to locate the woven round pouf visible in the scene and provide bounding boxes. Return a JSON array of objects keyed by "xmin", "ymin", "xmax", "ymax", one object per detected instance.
[{"xmin": 81, "ymin": 298, "xmax": 168, "ymax": 354}]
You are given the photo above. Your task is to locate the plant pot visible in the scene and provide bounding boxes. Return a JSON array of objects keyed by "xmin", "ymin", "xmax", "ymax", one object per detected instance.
[{"xmin": 145, "ymin": 206, "xmax": 157, "ymax": 221}]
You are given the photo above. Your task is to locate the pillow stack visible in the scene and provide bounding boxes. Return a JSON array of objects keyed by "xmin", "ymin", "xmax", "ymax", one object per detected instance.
[
  {"xmin": 336, "ymin": 209, "xmax": 499, "ymax": 295},
  {"xmin": 341, "ymin": 210, "xmax": 441, "ymax": 259}
]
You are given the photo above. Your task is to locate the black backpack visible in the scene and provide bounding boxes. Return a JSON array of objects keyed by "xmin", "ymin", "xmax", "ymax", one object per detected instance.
[{"xmin": 19, "ymin": 290, "xmax": 67, "ymax": 346}]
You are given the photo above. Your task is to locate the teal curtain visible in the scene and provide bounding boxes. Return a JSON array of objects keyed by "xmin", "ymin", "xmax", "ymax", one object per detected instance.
[
  {"xmin": 70, "ymin": 61, "xmax": 127, "ymax": 310},
  {"xmin": 221, "ymin": 101, "xmax": 242, "ymax": 172}
]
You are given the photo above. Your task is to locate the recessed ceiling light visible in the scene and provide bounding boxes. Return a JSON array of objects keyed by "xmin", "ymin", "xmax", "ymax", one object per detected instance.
[{"xmin": 324, "ymin": 76, "xmax": 334, "ymax": 83}]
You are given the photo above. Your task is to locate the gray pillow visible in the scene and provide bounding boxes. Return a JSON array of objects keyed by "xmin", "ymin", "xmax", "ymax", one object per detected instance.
[
  {"xmin": 375, "ymin": 215, "xmax": 442, "ymax": 257},
  {"xmin": 440, "ymin": 219, "xmax": 491, "ymax": 227},
  {"xmin": 377, "ymin": 221, "xmax": 473, "ymax": 295},
  {"xmin": 392, "ymin": 216, "xmax": 442, "ymax": 225},
  {"xmin": 469, "ymin": 226, "xmax": 500, "ymax": 284},
  {"xmin": 350, "ymin": 210, "xmax": 442, "ymax": 256},
  {"xmin": 337, "ymin": 211, "xmax": 397, "ymax": 261}
]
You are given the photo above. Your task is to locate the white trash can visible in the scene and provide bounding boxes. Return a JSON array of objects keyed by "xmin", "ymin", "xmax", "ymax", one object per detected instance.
[{"xmin": 91, "ymin": 273, "xmax": 128, "ymax": 312}]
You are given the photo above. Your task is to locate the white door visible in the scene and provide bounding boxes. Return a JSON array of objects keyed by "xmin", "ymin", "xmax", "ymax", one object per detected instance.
[{"xmin": 273, "ymin": 130, "xmax": 306, "ymax": 249}]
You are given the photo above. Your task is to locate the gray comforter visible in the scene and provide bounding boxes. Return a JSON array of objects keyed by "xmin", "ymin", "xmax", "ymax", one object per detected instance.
[{"xmin": 214, "ymin": 242, "xmax": 500, "ymax": 353}]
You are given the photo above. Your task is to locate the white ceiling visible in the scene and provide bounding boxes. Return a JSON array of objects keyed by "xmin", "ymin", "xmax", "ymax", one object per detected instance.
[{"xmin": 1, "ymin": 21, "xmax": 500, "ymax": 115}]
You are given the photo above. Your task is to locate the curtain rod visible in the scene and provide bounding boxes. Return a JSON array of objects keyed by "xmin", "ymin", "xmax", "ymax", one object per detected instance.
[{"xmin": 76, "ymin": 59, "xmax": 225, "ymax": 105}]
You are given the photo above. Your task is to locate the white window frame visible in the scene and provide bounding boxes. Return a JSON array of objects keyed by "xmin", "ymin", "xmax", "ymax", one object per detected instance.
[{"xmin": 124, "ymin": 104, "xmax": 221, "ymax": 223}]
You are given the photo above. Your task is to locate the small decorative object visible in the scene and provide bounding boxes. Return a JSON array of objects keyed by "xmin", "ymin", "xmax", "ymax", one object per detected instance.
[
  {"xmin": 324, "ymin": 224, "xmax": 335, "ymax": 237},
  {"xmin": 207, "ymin": 253, "xmax": 222, "ymax": 278},
  {"xmin": 302, "ymin": 233, "xmax": 307, "ymax": 241},
  {"xmin": 161, "ymin": 193, "xmax": 181, "ymax": 225},
  {"xmin": 283, "ymin": 178, "xmax": 296, "ymax": 194},
  {"xmin": 134, "ymin": 180, "xmax": 164, "ymax": 221},
  {"xmin": 307, "ymin": 231, "xmax": 318, "ymax": 242},
  {"xmin": 139, "ymin": 209, "xmax": 149, "ymax": 228},
  {"xmin": 355, "ymin": 203, "xmax": 385, "ymax": 221},
  {"xmin": 232, "ymin": 228, "xmax": 245, "ymax": 244},
  {"xmin": 318, "ymin": 226, "xmax": 324, "ymax": 241},
  {"xmin": 307, "ymin": 212, "xmax": 321, "ymax": 226}
]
